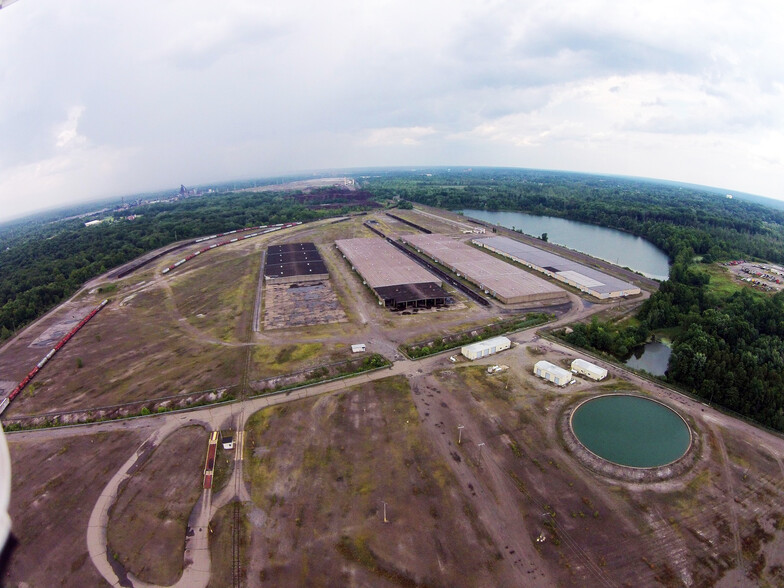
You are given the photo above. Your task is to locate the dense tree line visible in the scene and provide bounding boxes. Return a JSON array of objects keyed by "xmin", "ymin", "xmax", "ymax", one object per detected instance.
[
  {"xmin": 363, "ymin": 168, "xmax": 784, "ymax": 263},
  {"xmin": 0, "ymin": 191, "xmax": 369, "ymax": 341}
]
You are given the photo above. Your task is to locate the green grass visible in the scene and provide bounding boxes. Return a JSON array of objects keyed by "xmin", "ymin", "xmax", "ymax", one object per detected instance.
[
  {"xmin": 253, "ymin": 343, "xmax": 327, "ymax": 377},
  {"xmin": 703, "ymin": 264, "xmax": 750, "ymax": 297}
]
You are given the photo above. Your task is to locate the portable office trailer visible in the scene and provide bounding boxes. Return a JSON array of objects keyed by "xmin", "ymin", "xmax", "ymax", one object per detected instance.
[
  {"xmin": 571, "ymin": 358, "xmax": 607, "ymax": 381},
  {"xmin": 534, "ymin": 360, "xmax": 571, "ymax": 386},
  {"xmin": 461, "ymin": 336, "xmax": 512, "ymax": 360}
]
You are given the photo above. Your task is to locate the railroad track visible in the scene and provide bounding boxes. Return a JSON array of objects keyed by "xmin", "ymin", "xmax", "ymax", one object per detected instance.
[{"xmin": 232, "ymin": 500, "xmax": 242, "ymax": 588}]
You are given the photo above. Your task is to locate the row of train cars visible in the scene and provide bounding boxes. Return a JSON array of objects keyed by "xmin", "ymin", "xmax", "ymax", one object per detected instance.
[
  {"xmin": 0, "ymin": 220, "xmax": 305, "ymax": 416},
  {"xmin": 162, "ymin": 221, "xmax": 302, "ymax": 274},
  {"xmin": 0, "ymin": 299, "xmax": 109, "ymax": 415}
]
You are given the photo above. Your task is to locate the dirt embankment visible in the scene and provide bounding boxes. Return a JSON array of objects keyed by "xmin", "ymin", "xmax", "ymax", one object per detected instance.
[{"xmin": 3, "ymin": 429, "xmax": 146, "ymax": 587}]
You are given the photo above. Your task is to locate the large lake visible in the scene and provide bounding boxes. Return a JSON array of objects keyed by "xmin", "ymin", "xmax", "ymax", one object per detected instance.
[{"xmin": 460, "ymin": 209, "xmax": 670, "ymax": 280}]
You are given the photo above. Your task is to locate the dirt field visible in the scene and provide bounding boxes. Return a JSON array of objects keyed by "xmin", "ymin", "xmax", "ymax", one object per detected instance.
[
  {"xmin": 410, "ymin": 348, "xmax": 784, "ymax": 587},
  {"xmin": 2, "ymin": 428, "xmax": 147, "ymax": 587},
  {"xmin": 263, "ymin": 281, "xmax": 347, "ymax": 330},
  {"xmin": 107, "ymin": 425, "xmax": 206, "ymax": 585},
  {"xmin": 236, "ymin": 376, "xmax": 513, "ymax": 587},
  {"xmin": 3, "ymin": 284, "xmax": 245, "ymax": 416},
  {"xmin": 208, "ymin": 502, "xmax": 251, "ymax": 588}
]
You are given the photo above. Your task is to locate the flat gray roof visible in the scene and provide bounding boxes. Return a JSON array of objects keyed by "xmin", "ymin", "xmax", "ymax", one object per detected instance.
[
  {"xmin": 474, "ymin": 236, "xmax": 640, "ymax": 296},
  {"xmin": 335, "ymin": 237, "xmax": 440, "ymax": 288},
  {"xmin": 402, "ymin": 234, "xmax": 563, "ymax": 301}
]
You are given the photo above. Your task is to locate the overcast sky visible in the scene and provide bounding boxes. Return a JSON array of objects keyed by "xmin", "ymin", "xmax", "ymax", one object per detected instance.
[{"xmin": 1, "ymin": 0, "xmax": 782, "ymax": 220}]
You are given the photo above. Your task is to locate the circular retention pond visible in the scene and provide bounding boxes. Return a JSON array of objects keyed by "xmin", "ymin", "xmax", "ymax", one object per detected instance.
[{"xmin": 570, "ymin": 395, "xmax": 691, "ymax": 468}]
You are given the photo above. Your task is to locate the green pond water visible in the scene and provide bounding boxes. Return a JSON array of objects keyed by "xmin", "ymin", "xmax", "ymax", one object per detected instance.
[{"xmin": 571, "ymin": 395, "xmax": 690, "ymax": 468}]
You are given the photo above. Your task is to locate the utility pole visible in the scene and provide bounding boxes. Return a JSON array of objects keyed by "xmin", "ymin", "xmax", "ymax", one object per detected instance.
[
  {"xmin": 477, "ymin": 442, "xmax": 486, "ymax": 460},
  {"xmin": 382, "ymin": 501, "xmax": 389, "ymax": 523},
  {"xmin": 457, "ymin": 425, "xmax": 465, "ymax": 444}
]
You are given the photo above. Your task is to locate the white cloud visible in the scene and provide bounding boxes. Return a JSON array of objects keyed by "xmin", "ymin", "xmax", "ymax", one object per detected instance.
[
  {"xmin": 55, "ymin": 106, "xmax": 87, "ymax": 149},
  {"xmin": 363, "ymin": 126, "xmax": 438, "ymax": 146},
  {"xmin": 0, "ymin": 0, "xmax": 783, "ymax": 220}
]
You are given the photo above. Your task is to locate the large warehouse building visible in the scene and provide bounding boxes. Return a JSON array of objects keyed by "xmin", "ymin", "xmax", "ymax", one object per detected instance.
[
  {"xmin": 401, "ymin": 234, "xmax": 566, "ymax": 305},
  {"xmin": 264, "ymin": 242, "xmax": 330, "ymax": 284},
  {"xmin": 335, "ymin": 237, "xmax": 449, "ymax": 309},
  {"xmin": 473, "ymin": 236, "xmax": 641, "ymax": 299}
]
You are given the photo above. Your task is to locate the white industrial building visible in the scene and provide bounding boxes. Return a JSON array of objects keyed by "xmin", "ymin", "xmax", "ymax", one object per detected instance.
[
  {"xmin": 461, "ymin": 336, "xmax": 511, "ymax": 360},
  {"xmin": 571, "ymin": 358, "xmax": 608, "ymax": 381},
  {"xmin": 534, "ymin": 360, "xmax": 572, "ymax": 386}
]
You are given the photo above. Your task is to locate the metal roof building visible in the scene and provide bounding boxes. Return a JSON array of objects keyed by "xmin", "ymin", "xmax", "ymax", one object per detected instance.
[
  {"xmin": 473, "ymin": 236, "xmax": 641, "ymax": 299},
  {"xmin": 264, "ymin": 242, "xmax": 329, "ymax": 284},
  {"xmin": 571, "ymin": 358, "xmax": 608, "ymax": 381},
  {"xmin": 401, "ymin": 234, "xmax": 566, "ymax": 305},
  {"xmin": 534, "ymin": 360, "xmax": 572, "ymax": 386},
  {"xmin": 461, "ymin": 336, "xmax": 511, "ymax": 360},
  {"xmin": 335, "ymin": 238, "xmax": 448, "ymax": 309}
]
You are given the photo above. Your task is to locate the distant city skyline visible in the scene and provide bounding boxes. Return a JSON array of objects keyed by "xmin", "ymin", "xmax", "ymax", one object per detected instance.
[{"xmin": 1, "ymin": 0, "xmax": 782, "ymax": 221}]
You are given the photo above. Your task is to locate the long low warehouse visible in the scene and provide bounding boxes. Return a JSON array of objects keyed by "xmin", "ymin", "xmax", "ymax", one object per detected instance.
[
  {"xmin": 335, "ymin": 237, "xmax": 449, "ymax": 309},
  {"xmin": 401, "ymin": 233, "xmax": 566, "ymax": 305},
  {"xmin": 534, "ymin": 360, "xmax": 572, "ymax": 386},
  {"xmin": 461, "ymin": 336, "xmax": 511, "ymax": 360},
  {"xmin": 571, "ymin": 358, "xmax": 608, "ymax": 381},
  {"xmin": 473, "ymin": 236, "xmax": 641, "ymax": 299}
]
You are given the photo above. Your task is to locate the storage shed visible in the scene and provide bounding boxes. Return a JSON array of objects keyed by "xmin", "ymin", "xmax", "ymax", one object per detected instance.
[
  {"xmin": 534, "ymin": 360, "xmax": 572, "ymax": 386},
  {"xmin": 461, "ymin": 336, "xmax": 511, "ymax": 360},
  {"xmin": 571, "ymin": 358, "xmax": 607, "ymax": 381}
]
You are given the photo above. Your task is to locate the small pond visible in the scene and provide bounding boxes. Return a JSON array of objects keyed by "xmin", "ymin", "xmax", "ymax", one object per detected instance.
[{"xmin": 624, "ymin": 342, "xmax": 671, "ymax": 376}]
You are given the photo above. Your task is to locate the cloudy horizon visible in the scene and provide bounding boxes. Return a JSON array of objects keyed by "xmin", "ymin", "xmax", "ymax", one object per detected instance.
[{"xmin": 1, "ymin": 0, "xmax": 782, "ymax": 221}]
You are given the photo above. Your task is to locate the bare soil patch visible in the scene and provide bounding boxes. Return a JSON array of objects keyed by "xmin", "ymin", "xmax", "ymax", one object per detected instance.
[
  {"xmin": 107, "ymin": 425, "xmax": 206, "ymax": 585},
  {"xmin": 420, "ymin": 358, "xmax": 784, "ymax": 587},
  {"xmin": 3, "ymin": 429, "xmax": 146, "ymax": 587},
  {"xmin": 236, "ymin": 376, "xmax": 510, "ymax": 587},
  {"xmin": 263, "ymin": 281, "xmax": 347, "ymax": 330}
]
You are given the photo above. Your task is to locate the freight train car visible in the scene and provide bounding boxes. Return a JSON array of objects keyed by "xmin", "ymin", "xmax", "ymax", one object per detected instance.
[{"xmin": 0, "ymin": 300, "xmax": 108, "ymax": 415}]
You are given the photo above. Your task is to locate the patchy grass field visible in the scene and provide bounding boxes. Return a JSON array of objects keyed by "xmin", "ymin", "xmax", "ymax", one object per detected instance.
[
  {"xmin": 107, "ymin": 426, "xmax": 206, "ymax": 585},
  {"xmin": 4, "ymin": 429, "xmax": 146, "ymax": 587},
  {"xmin": 4, "ymin": 285, "xmax": 245, "ymax": 416},
  {"xmin": 171, "ymin": 253, "xmax": 259, "ymax": 342},
  {"xmin": 704, "ymin": 263, "xmax": 750, "ymax": 297},
  {"xmin": 249, "ymin": 342, "xmax": 353, "ymax": 380},
  {"xmin": 234, "ymin": 376, "xmax": 509, "ymax": 586}
]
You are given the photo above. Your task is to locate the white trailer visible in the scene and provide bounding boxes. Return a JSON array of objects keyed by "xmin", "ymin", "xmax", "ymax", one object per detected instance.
[
  {"xmin": 534, "ymin": 360, "xmax": 571, "ymax": 386},
  {"xmin": 571, "ymin": 358, "xmax": 607, "ymax": 381},
  {"xmin": 461, "ymin": 336, "xmax": 511, "ymax": 360}
]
